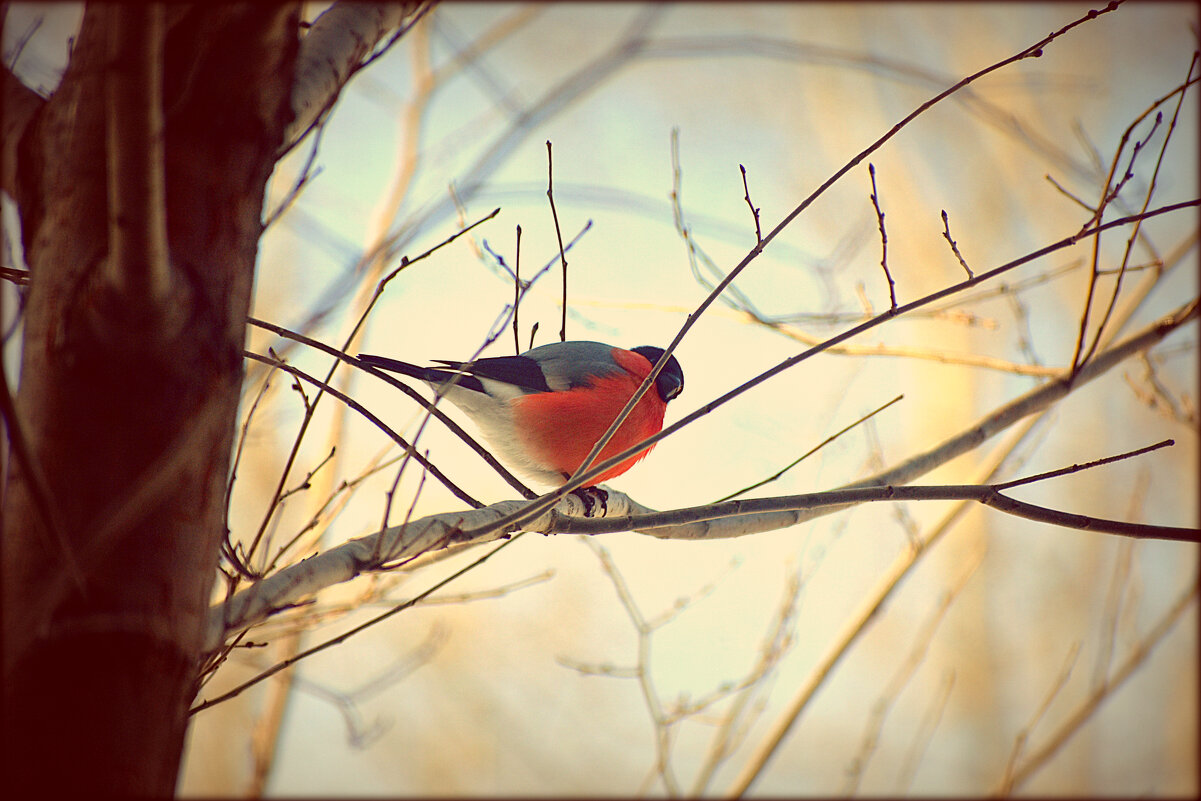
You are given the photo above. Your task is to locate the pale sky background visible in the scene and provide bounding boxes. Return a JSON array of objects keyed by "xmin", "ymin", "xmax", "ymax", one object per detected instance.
[{"xmin": 4, "ymin": 2, "xmax": 1198, "ymax": 796}]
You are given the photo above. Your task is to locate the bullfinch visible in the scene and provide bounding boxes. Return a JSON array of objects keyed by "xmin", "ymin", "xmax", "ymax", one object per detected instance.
[{"xmin": 358, "ymin": 341, "xmax": 684, "ymax": 487}]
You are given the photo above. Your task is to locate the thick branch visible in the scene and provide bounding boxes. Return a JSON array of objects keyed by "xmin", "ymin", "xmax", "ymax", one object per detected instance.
[
  {"xmin": 558, "ymin": 485, "xmax": 1199, "ymax": 543},
  {"xmin": 205, "ymin": 490, "xmax": 609, "ymax": 652},
  {"xmin": 284, "ymin": 1, "xmax": 419, "ymax": 152}
]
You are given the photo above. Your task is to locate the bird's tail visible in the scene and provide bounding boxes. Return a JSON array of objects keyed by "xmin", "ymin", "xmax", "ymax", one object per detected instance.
[
  {"xmin": 358, "ymin": 354, "xmax": 442, "ymax": 380},
  {"xmin": 358, "ymin": 354, "xmax": 483, "ymax": 392}
]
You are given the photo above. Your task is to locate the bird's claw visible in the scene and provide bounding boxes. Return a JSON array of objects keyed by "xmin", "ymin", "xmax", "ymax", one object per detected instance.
[{"xmin": 570, "ymin": 486, "xmax": 609, "ymax": 518}]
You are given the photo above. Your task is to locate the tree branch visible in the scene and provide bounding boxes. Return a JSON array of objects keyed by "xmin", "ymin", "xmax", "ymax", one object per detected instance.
[
  {"xmin": 557, "ymin": 483, "xmax": 1198, "ymax": 543},
  {"xmin": 283, "ymin": 1, "xmax": 423, "ymax": 153},
  {"xmin": 204, "ymin": 490, "xmax": 602, "ymax": 653}
]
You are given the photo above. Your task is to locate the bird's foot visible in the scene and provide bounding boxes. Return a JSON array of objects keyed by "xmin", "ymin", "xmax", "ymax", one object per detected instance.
[{"xmin": 570, "ymin": 486, "xmax": 609, "ymax": 518}]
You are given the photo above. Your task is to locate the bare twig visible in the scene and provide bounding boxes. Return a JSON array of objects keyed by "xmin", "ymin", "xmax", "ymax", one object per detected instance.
[
  {"xmin": 260, "ymin": 446, "xmax": 402, "ymax": 579},
  {"xmin": 1075, "ymin": 53, "xmax": 1198, "ymax": 375},
  {"xmin": 996, "ymin": 573, "xmax": 1199, "ymax": 793},
  {"xmin": 671, "ymin": 131, "xmax": 763, "ymax": 318},
  {"xmin": 583, "ymin": 539, "xmax": 681, "ymax": 795},
  {"xmin": 940, "ymin": 209, "xmax": 974, "ymax": 278},
  {"xmin": 842, "ymin": 544, "xmax": 984, "ymax": 794},
  {"xmin": 994, "ymin": 643, "xmax": 1080, "ymax": 797},
  {"xmin": 243, "ymin": 207, "xmax": 502, "ymax": 568},
  {"xmin": 897, "ymin": 669, "xmax": 956, "ymax": 792},
  {"xmin": 546, "ymin": 140, "xmax": 569, "ymax": 341},
  {"xmin": 993, "ymin": 438, "xmax": 1174, "ymax": 491},
  {"xmin": 868, "ymin": 163, "xmax": 896, "ymax": 310},
  {"xmin": 1068, "ymin": 59, "xmax": 1199, "ymax": 379},
  {"xmin": 224, "ymin": 365, "xmax": 275, "ymax": 544},
  {"xmin": 192, "ymin": 534, "xmax": 525, "ymax": 715},
  {"xmin": 513, "ymin": 224, "xmax": 522, "ymax": 354},
  {"xmin": 244, "ymin": 350, "xmax": 485, "ymax": 507},
  {"xmin": 690, "ymin": 572, "xmax": 800, "ymax": 794},
  {"xmin": 1044, "ymin": 172, "xmax": 1095, "ymax": 213},
  {"xmin": 1126, "ymin": 351, "xmax": 1196, "ymax": 425},
  {"xmin": 1005, "ymin": 289, "xmax": 1042, "ymax": 366},
  {"xmin": 715, "ymin": 394, "xmax": 904, "ymax": 502},
  {"xmin": 740, "ymin": 164, "xmax": 763, "ymax": 244},
  {"xmin": 3, "ymin": 13, "xmax": 44, "ymax": 73},
  {"xmin": 263, "ymin": 121, "xmax": 327, "ymax": 230}
]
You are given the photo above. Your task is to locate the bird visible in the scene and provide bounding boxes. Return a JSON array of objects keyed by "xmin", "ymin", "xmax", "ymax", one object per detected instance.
[{"xmin": 358, "ymin": 340, "xmax": 684, "ymax": 488}]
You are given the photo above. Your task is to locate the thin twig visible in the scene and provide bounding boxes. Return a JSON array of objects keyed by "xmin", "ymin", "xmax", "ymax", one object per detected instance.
[
  {"xmin": 715, "ymin": 394, "xmax": 904, "ymax": 502},
  {"xmin": 263, "ymin": 121, "xmax": 327, "ymax": 230},
  {"xmin": 224, "ymin": 367, "xmax": 275, "ymax": 551},
  {"xmin": 191, "ymin": 534, "xmax": 526, "ymax": 715},
  {"xmin": 4, "ymin": 13, "xmax": 44, "ymax": 71},
  {"xmin": 1068, "ymin": 63, "xmax": 1199, "ymax": 379},
  {"xmin": 546, "ymin": 140, "xmax": 569, "ymax": 342},
  {"xmin": 513, "ymin": 224, "xmax": 522, "ymax": 354},
  {"xmin": 243, "ymin": 207, "xmax": 502, "ymax": 567},
  {"xmin": 993, "ymin": 438, "xmax": 1174, "ymax": 491},
  {"xmin": 583, "ymin": 540, "xmax": 681, "ymax": 795},
  {"xmin": 842, "ymin": 544, "xmax": 984, "ymax": 794},
  {"xmin": 671, "ymin": 131, "xmax": 763, "ymax": 318},
  {"xmin": 940, "ymin": 209, "xmax": 974, "ymax": 278},
  {"xmin": 244, "ymin": 350, "xmax": 484, "ymax": 507},
  {"xmin": 868, "ymin": 163, "xmax": 896, "ymax": 310},
  {"xmin": 690, "ymin": 572, "xmax": 801, "ymax": 794},
  {"xmin": 1044, "ymin": 173, "xmax": 1095, "ymax": 213},
  {"xmin": 740, "ymin": 164, "xmax": 763, "ymax": 244},
  {"xmin": 1076, "ymin": 53, "xmax": 1198, "ymax": 375},
  {"xmin": 996, "ymin": 573, "xmax": 1199, "ymax": 793},
  {"xmin": 897, "ymin": 669, "xmax": 956, "ymax": 792}
]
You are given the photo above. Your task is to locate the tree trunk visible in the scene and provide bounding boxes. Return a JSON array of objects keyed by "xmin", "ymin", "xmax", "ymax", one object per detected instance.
[{"xmin": 2, "ymin": 5, "xmax": 298, "ymax": 794}]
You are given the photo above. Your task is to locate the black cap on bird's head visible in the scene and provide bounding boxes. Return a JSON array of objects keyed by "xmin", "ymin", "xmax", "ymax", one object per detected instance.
[{"xmin": 630, "ymin": 346, "xmax": 685, "ymax": 403}]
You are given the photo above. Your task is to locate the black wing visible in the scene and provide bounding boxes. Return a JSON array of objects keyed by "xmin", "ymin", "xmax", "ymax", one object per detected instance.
[{"xmin": 432, "ymin": 355, "xmax": 553, "ymax": 394}]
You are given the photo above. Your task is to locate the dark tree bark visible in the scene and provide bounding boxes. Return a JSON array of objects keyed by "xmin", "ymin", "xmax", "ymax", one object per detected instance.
[{"xmin": 2, "ymin": 5, "xmax": 299, "ymax": 794}]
